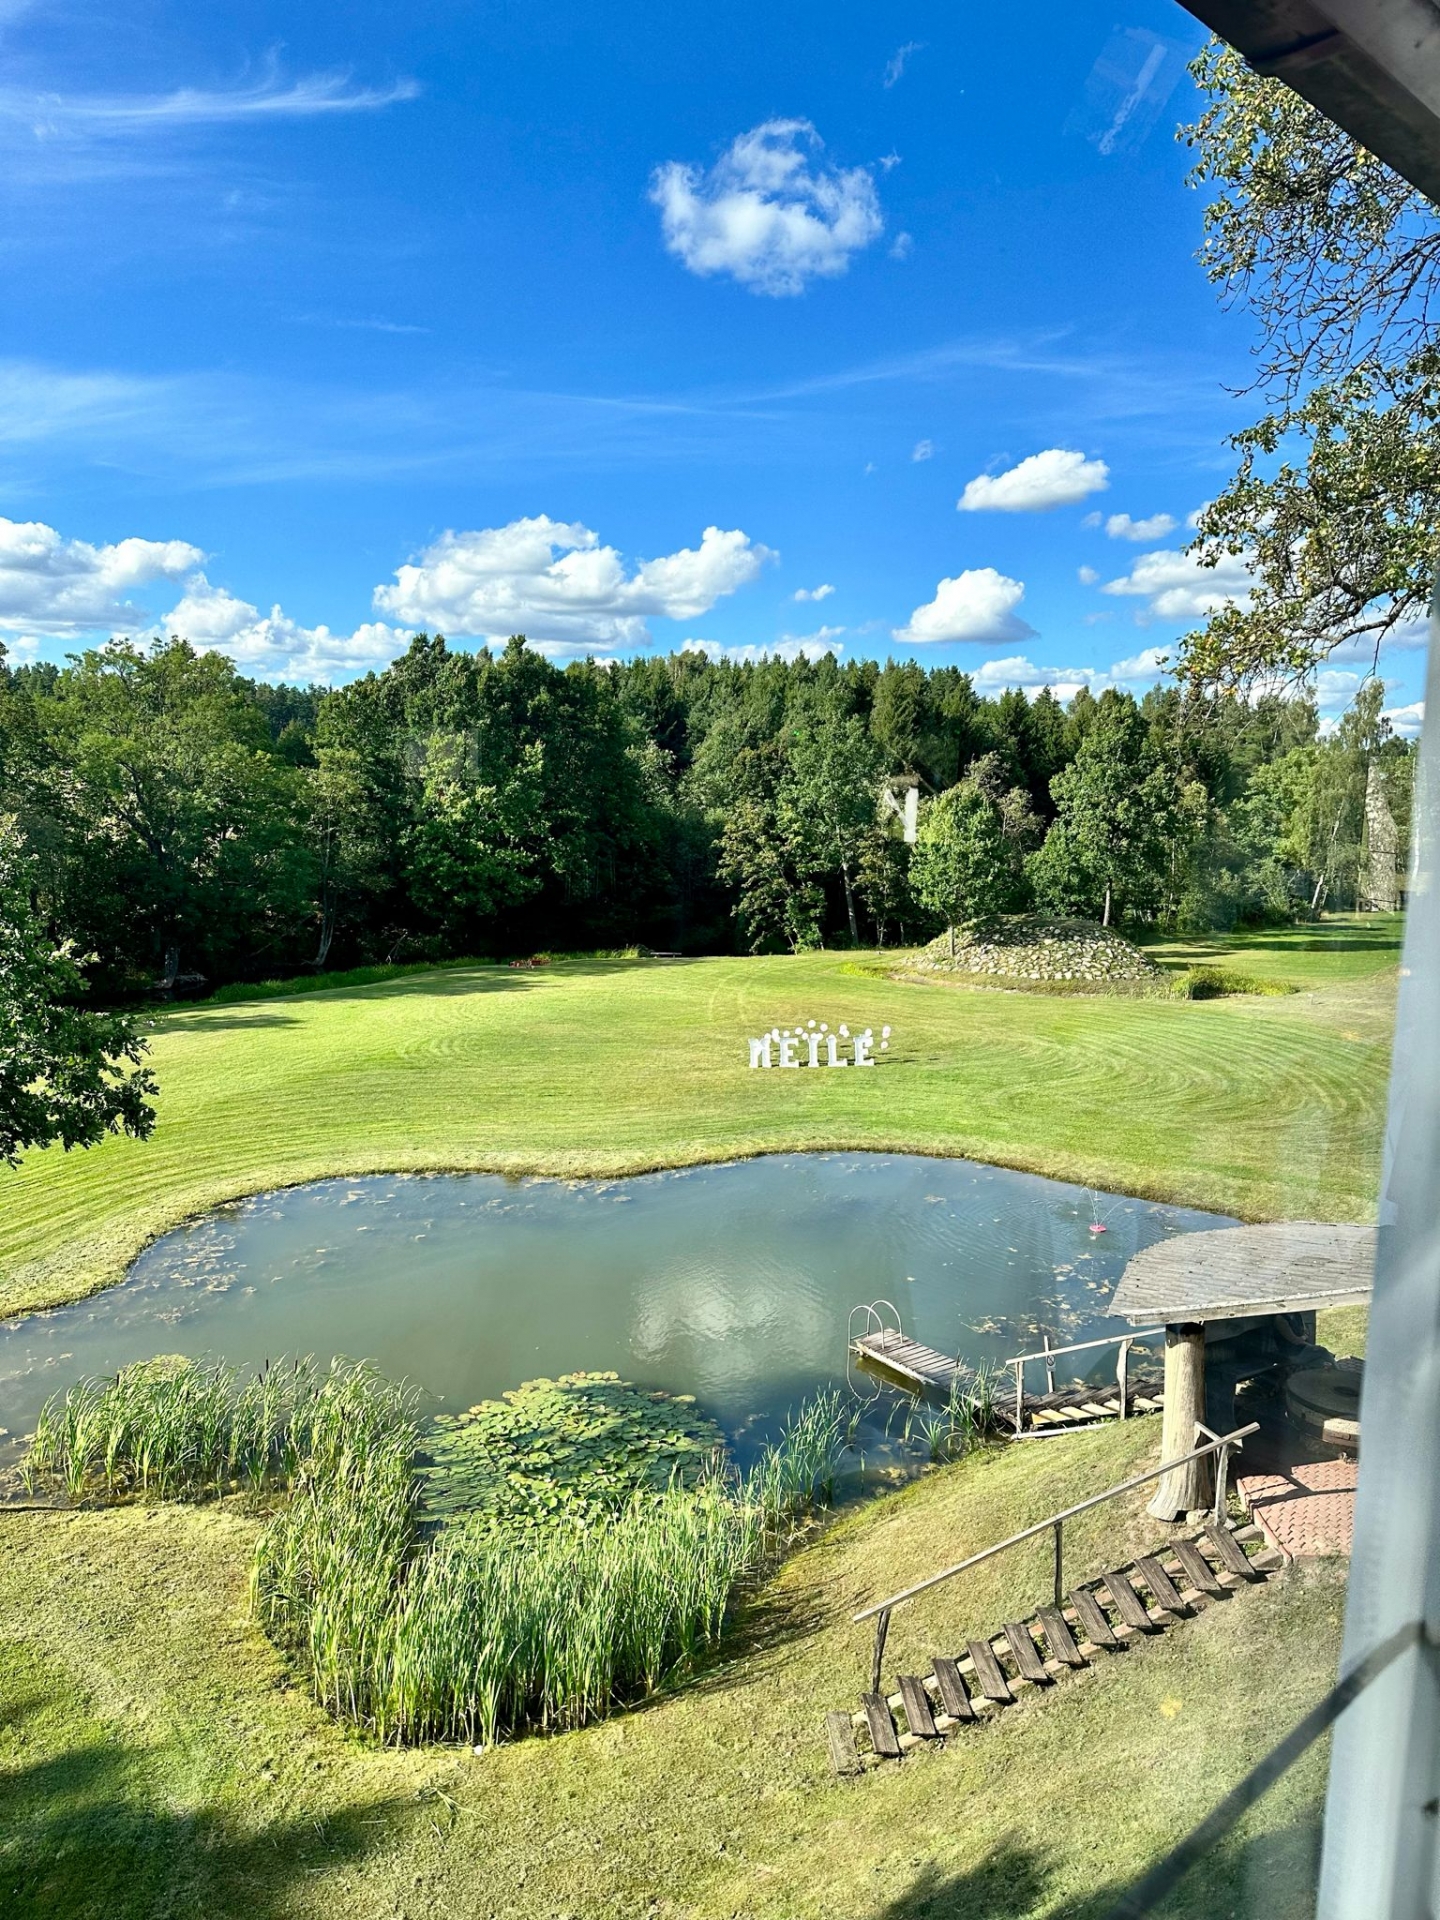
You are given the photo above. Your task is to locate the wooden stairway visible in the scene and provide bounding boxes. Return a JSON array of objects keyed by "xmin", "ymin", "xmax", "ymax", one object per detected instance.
[{"xmin": 826, "ymin": 1521, "xmax": 1283, "ymax": 1773}]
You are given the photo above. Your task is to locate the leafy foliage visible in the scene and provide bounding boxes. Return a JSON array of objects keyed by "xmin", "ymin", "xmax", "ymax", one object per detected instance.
[
  {"xmin": 418, "ymin": 1372, "xmax": 723, "ymax": 1536},
  {"xmin": 1178, "ymin": 39, "xmax": 1440, "ymax": 686},
  {"xmin": 0, "ymin": 819, "xmax": 155, "ymax": 1166}
]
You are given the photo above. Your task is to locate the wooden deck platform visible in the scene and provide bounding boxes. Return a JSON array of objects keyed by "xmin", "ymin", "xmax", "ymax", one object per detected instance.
[{"xmin": 851, "ymin": 1328, "xmax": 1164, "ymax": 1432}]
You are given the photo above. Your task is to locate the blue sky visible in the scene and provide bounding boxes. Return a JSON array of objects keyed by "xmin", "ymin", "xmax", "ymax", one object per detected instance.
[{"xmin": 0, "ymin": 0, "xmax": 1424, "ymax": 729}]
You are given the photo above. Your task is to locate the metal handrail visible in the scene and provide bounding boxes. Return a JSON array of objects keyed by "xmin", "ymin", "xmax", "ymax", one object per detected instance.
[
  {"xmin": 1009, "ymin": 1327, "xmax": 1165, "ymax": 1366},
  {"xmin": 853, "ymin": 1419, "xmax": 1258, "ymax": 1691},
  {"xmin": 1007, "ymin": 1326, "xmax": 1165, "ymax": 1433}
]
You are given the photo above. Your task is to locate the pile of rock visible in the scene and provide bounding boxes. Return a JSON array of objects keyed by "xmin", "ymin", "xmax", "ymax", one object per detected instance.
[{"xmin": 908, "ymin": 916, "xmax": 1162, "ymax": 985}]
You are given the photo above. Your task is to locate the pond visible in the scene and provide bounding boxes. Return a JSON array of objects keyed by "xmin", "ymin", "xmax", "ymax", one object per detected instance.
[{"xmin": 0, "ymin": 1153, "xmax": 1234, "ymax": 1472}]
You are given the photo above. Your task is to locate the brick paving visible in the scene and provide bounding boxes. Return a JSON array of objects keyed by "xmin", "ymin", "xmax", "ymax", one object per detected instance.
[{"xmin": 1236, "ymin": 1456, "xmax": 1358, "ymax": 1559}]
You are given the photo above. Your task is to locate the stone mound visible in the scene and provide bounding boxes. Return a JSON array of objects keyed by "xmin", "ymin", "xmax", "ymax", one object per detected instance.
[{"xmin": 909, "ymin": 916, "xmax": 1162, "ymax": 984}]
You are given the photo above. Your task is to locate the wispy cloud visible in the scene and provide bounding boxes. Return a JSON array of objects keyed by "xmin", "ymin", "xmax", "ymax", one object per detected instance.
[
  {"xmin": 292, "ymin": 314, "xmax": 432, "ymax": 336},
  {"xmin": 3, "ymin": 67, "xmax": 420, "ymax": 136},
  {"xmin": 883, "ymin": 42, "xmax": 925, "ymax": 88}
]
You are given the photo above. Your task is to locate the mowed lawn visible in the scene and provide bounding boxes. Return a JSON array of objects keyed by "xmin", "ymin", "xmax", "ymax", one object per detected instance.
[
  {"xmin": 0, "ymin": 915, "xmax": 1401, "ymax": 1319},
  {"xmin": 0, "ymin": 1418, "xmax": 1346, "ymax": 1920}
]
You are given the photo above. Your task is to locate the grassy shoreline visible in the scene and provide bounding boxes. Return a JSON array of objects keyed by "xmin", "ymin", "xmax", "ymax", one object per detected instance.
[
  {"xmin": 0, "ymin": 1416, "xmax": 1346, "ymax": 1919},
  {"xmin": 0, "ymin": 918, "xmax": 1400, "ymax": 1322}
]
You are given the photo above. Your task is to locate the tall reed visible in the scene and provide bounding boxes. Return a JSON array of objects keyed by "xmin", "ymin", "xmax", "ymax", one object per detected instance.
[
  {"xmin": 28, "ymin": 1357, "xmax": 851, "ymax": 1747},
  {"xmin": 23, "ymin": 1355, "xmax": 418, "ymax": 1502}
]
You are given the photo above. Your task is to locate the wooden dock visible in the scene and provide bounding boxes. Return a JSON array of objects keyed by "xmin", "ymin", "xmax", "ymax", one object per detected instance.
[
  {"xmin": 850, "ymin": 1329, "xmax": 1164, "ymax": 1432},
  {"xmin": 851, "ymin": 1328, "xmax": 965, "ymax": 1395}
]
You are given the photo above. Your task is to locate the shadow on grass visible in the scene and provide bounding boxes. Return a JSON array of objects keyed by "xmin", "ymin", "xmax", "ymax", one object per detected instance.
[
  {"xmin": 1, "ymin": 1695, "xmax": 413, "ymax": 1920},
  {"xmin": 867, "ymin": 1815, "xmax": 1322, "ymax": 1919}
]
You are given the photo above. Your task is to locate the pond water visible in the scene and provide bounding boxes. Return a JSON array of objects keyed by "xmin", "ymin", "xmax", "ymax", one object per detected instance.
[{"xmin": 0, "ymin": 1154, "xmax": 1234, "ymax": 1470}]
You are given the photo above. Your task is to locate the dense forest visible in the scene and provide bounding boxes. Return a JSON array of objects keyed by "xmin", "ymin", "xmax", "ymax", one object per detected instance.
[{"xmin": 0, "ymin": 633, "xmax": 1414, "ymax": 997}]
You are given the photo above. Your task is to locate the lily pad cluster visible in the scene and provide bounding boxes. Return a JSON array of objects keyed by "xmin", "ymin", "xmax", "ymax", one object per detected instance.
[{"xmin": 417, "ymin": 1371, "xmax": 724, "ymax": 1537}]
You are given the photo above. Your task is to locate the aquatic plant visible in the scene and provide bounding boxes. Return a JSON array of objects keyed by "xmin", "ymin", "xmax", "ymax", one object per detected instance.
[
  {"xmin": 24, "ymin": 1354, "xmax": 417, "ymax": 1502},
  {"xmin": 418, "ymin": 1371, "xmax": 723, "ymax": 1536}
]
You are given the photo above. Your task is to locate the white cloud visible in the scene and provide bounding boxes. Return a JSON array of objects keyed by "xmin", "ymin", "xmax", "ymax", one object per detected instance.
[
  {"xmin": 372, "ymin": 515, "xmax": 771, "ymax": 653},
  {"xmin": 1328, "ymin": 617, "xmax": 1430, "ymax": 663},
  {"xmin": 1105, "ymin": 511, "xmax": 1177, "ymax": 541},
  {"xmin": 1077, "ymin": 565, "xmax": 1099, "ymax": 586},
  {"xmin": 683, "ymin": 632, "xmax": 843, "ymax": 664},
  {"xmin": 1102, "ymin": 546, "xmax": 1254, "ymax": 622},
  {"xmin": 1313, "ymin": 668, "xmax": 1363, "ymax": 710},
  {"xmin": 792, "ymin": 582, "xmax": 834, "ymax": 602},
  {"xmin": 649, "ymin": 119, "xmax": 883, "ymax": 296},
  {"xmin": 0, "ymin": 515, "xmax": 202, "ymax": 636},
  {"xmin": 3, "ymin": 68, "xmax": 419, "ymax": 135},
  {"xmin": 889, "ymin": 231, "xmax": 913, "ymax": 260},
  {"xmin": 958, "ymin": 448, "xmax": 1109, "ymax": 514},
  {"xmin": 969, "ymin": 646, "xmax": 1171, "ymax": 698},
  {"xmin": 884, "ymin": 42, "xmax": 925, "ymax": 87},
  {"xmin": 911, "ymin": 438, "xmax": 934, "ymax": 462},
  {"xmin": 894, "ymin": 567, "xmax": 1034, "ymax": 646},
  {"xmin": 160, "ymin": 577, "xmax": 401, "ymax": 676},
  {"xmin": 1383, "ymin": 700, "xmax": 1425, "ymax": 738}
]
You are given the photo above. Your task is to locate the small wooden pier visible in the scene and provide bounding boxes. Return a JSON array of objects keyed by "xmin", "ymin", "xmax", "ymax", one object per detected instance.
[
  {"xmin": 850, "ymin": 1327, "xmax": 965, "ymax": 1396},
  {"xmin": 849, "ymin": 1314, "xmax": 1165, "ymax": 1434}
]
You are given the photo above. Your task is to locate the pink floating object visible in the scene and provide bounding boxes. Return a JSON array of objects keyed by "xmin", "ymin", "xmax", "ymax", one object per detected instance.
[{"xmin": 1089, "ymin": 1223, "xmax": 1108, "ymax": 1234}]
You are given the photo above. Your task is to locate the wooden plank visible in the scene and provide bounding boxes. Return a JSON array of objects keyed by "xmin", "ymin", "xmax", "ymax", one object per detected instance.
[
  {"xmin": 1003, "ymin": 1621, "xmax": 1051, "ymax": 1685},
  {"xmin": 967, "ymin": 1638, "xmax": 1013, "ymax": 1703},
  {"xmin": 1036, "ymin": 1605, "xmax": 1085, "ymax": 1667},
  {"xmin": 861, "ymin": 1691, "xmax": 901, "ymax": 1758},
  {"xmin": 1068, "ymin": 1586, "xmax": 1119, "ymax": 1649},
  {"xmin": 825, "ymin": 1710, "xmax": 861, "ymax": 1774},
  {"xmin": 1136, "ymin": 1554, "xmax": 1188, "ymax": 1614},
  {"xmin": 1171, "ymin": 1539, "xmax": 1227, "ymax": 1598},
  {"xmin": 898, "ymin": 1674, "xmax": 939, "ymax": 1739},
  {"xmin": 1205, "ymin": 1523, "xmax": 1261, "ymax": 1581},
  {"xmin": 932, "ymin": 1656, "xmax": 975, "ymax": 1720},
  {"xmin": 1102, "ymin": 1569, "xmax": 1159, "ymax": 1632}
]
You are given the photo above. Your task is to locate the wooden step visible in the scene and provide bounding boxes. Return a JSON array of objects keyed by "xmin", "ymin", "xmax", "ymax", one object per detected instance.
[
  {"xmin": 1068, "ymin": 1585, "xmax": 1119, "ymax": 1650},
  {"xmin": 1003, "ymin": 1621, "xmax": 1051, "ymax": 1686},
  {"xmin": 826, "ymin": 1710, "xmax": 861, "ymax": 1775},
  {"xmin": 1036, "ymin": 1605, "xmax": 1085, "ymax": 1668},
  {"xmin": 1204, "ymin": 1522, "xmax": 1261, "ymax": 1582},
  {"xmin": 861, "ymin": 1691, "xmax": 901, "ymax": 1758},
  {"xmin": 967, "ymin": 1638, "xmax": 1013, "ymax": 1703},
  {"xmin": 932, "ymin": 1656, "xmax": 974, "ymax": 1721},
  {"xmin": 898, "ymin": 1674, "xmax": 939, "ymax": 1740},
  {"xmin": 1171, "ymin": 1539, "xmax": 1227, "ymax": 1599},
  {"xmin": 1101, "ymin": 1570, "xmax": 1158, "ymax": 1633},
  {"xmin": 1135, "ymin": 1554, "xmax": 1187, "ymax": 1615}
]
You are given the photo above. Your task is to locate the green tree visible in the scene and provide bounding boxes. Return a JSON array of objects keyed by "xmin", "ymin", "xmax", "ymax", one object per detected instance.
[
  {"xmin": 0, "ymin": 822, "xmax": 156, "ymax": 1166},
  {"xmin": 781, "ymin": 714, "xmax": 884, "ymax": 945},
  {"xmin": 1028, "ymin": 696, "xmax": 1179, "ymax": 926},
  {"xmin": 1179, "ymin": 39, "xmax": 1440, "ymax": 688},
  {"xmin": 910, "ymin": 779, "xmax": 1014, "ymax": 954}
]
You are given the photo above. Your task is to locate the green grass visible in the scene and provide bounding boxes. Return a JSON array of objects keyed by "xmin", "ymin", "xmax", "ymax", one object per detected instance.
[
  {"xmin": 1142, "ymin": 912, "xmax": 1405, "ymax": 988},
  {"xmin": 0, "ymin": 1417, "xmax": 1346, "ymax": 1919},
  {"xmin": 0, "ymin": 917, "xmax": 1400, "ymax": 1319}
]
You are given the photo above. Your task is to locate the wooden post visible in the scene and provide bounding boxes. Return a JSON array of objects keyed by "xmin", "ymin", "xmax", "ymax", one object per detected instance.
[
  {"xmin": 1013, "ymin": 1360, "xmax": 1024, "ymax": 1436},
  {"xmin": 1042, "ymin": 1333, "xmax": 1055, "ymax": 1396},
  {"xmin": 1053, "ymin": 1519, "xmax": 1064, "ymax": 1607},
  {"xmin": 1147, "ymin": 1323, "xmax": 1213, "ymax": 1520},
  {"xmin": 870, "ymin": 1607, "xmax": 891, "ymax": 1695},
  {"xmin": 1117, "ymin": 1337, "xmax": 1131, "ymax": 1420}
]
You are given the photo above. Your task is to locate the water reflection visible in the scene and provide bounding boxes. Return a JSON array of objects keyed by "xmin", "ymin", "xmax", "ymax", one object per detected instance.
[{"xmin": 0, "ymin": 1153, "xmax": 1233, "ymax": 1466}]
